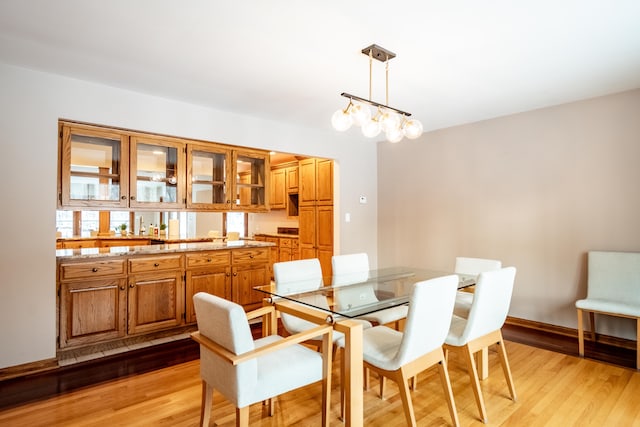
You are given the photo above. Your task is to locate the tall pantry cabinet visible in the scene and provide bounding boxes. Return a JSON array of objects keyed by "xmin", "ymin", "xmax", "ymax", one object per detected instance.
[{"xmin": 298, "ymin": 158, "xmax": 334, "ymax": 278}]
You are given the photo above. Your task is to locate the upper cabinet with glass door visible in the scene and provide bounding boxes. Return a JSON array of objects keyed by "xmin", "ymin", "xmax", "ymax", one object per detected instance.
[
  {"xmin": 232, "ymin": 149, "xmax": 270, "ymax": 211},
  {"xmin": 129, "ymin": 136, "xmax": 185, "ymax": 209},
  {"xmin": 186, "ymin": 143, "xmax": 232, "ymax": 210},
  {"xmin": 59, "ymin": 123, "xmax": 129, "ymax": 209}
]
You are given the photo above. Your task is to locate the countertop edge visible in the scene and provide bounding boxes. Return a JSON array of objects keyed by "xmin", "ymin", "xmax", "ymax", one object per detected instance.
[{"xmin": 56, "ymin": 240, "xmax": 275, "ymax": 261}]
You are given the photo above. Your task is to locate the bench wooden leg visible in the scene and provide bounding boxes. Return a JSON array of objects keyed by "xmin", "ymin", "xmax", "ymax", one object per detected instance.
[{"xmin": 577, "ymin": 309, "xmax": 585, "ymax": 357}]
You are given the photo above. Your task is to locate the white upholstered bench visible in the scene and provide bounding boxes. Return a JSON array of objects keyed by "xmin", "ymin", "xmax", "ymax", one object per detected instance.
[{"xmin": 576, "ymin": 251, "xmax": 640, "ymax": 369}]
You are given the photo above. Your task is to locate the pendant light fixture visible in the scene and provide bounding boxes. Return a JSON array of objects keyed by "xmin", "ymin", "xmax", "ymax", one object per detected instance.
[{"xmin": 332, "ymin": 44, "xmax": 423, "ymax": 143}]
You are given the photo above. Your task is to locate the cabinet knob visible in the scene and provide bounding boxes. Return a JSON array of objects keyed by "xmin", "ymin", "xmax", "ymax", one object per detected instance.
[
  {"xmin": 121, "ymin": 195, "xmax": 127, "ymax": 200},
  {"xmin": 154, "ymin": 263, "xmax": 160, "ymax": 267},
  {"xmin": 226, "ymin": 273, "xmax": 230, "ymax": 277},
  {"xmin": 233, "ymin": 272, "xmax": 237, "ymax": 277},
  {"xmin": 207, "ymin": 258, "xmax": 212, "ymax": 262},
  {"xmin": 120, "ymin": 285, "xmax": 125, "ymax": 290},
  {"xmin": 92, "ymin": 267, "xmax": 99, "ymax": 272},
  {"xmin": 129, "ymin": 283, "xmax": 135, "ymax": 288},
  {"xmin": 130, "ymin": 196, "xmax": 136, "ymax": 201},
  {"xmin": 249, "ymin": 254, "xmax": 254, "ymax": 259}
]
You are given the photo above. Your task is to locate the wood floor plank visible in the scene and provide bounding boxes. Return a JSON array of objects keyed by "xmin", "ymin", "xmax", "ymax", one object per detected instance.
[{"xmin": 1, "ymin": 341, "xmax": 639, "ymax": 426}]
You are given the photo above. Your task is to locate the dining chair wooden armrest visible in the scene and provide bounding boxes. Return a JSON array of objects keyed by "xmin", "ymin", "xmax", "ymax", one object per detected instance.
[{"xmin": 191, "ymin": 324, "xmax": 333, "ymax": 366}]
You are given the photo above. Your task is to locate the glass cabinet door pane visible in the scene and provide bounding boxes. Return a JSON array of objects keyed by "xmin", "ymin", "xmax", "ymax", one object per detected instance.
[
  {"xmin": 235, "ymin": 154, "xmax": 266, "ymax": 208},
  {"xmin": 191, "ymin": 149, "xmax": 228, "ymax": 204},
  {"xmin": 135, "ymin": 143, "xmax": 179, "ymax": 203},
  {"xmin": 69, "ymin": 134, "xmax": 122, "ymax": 201}
]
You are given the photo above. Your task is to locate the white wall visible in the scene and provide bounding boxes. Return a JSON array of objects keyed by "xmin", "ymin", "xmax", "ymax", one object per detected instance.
[
  {"xmin": 378, "ymin": 89, "xmax": 640, "ymax": 340},
  {"xmin": 0, "ymin": 63, "xmax": 379, "ymax": 369}
]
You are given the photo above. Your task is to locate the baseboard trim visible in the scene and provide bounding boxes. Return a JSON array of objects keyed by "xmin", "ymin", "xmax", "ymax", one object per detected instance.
[
  {"xmin": 505, "ymin": 316, "xmax": 636, "ymax": 351},
  {"xmin": 0, "ymin": 358, "xmax": 58, "ymax": 381}
]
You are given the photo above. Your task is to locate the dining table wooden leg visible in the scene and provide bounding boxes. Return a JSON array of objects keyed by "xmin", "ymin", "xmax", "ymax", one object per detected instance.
[{"xmin": 335, "ymin": 319, "xmax": 364, "ymax": 427}]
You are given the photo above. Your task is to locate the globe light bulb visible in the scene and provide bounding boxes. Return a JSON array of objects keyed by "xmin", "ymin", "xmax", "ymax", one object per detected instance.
[
  {"xmin": 361, "ymin": 119, "xmax": 382, "ymax": 138},
  {"xmin": 350, "ymin": 102, "xmax": 371, "ymax": 126},
  {"xmin": 386, "ymin": 126, "xmax": 404, "ymax": 143},
  {"xmin": 331, "ymin": 108, "xmax": 353, "ymax": 131},
  {"xmin": 380, "ymin": 110, "xmax": 401, "ymax": 132},
  {"xmin": 402, "ymin": 118, "xmax": 423, "ymax": 139}
]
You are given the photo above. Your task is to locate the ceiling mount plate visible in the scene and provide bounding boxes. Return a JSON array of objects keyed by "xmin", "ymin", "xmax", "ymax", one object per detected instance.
[{"xmin": 361, "ymin": 44, "xmax": 396, "ymax": 62}]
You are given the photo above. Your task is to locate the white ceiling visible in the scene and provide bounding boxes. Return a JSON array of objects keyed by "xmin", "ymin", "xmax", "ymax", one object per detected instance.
[{"xmin": 1, "ymin": 1, "xmax": 639, "ymax": 134}]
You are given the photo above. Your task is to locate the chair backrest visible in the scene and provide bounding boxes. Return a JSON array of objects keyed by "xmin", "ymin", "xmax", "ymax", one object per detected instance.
[
  {"xmin": 274, "ymin": 259, "xmax": 326, "ymax": 334},
  {"xmin": 193, "ymin": 292, "xmax": 256, "ymax": 405},
  {"xmin": 274, "ymin": 258, "xmax": 324, "ymax": 292},
  {"xmin": 588, "ymin": 251, "xmax": 640, "ymax": 305},
  {"xmin": 332, "ymin": 253, "xmax": 370, "ymax": 286},
  {"xmin": 394, "ymin": 275, "xmax": 458, "ymax": 367},
  {"xmin": 454, "ymin": 257, "xmax": 502, "ymax": 277},
  {"xmin": 459, "ymin": 267, "xmax": 516, "ymax": 343}
]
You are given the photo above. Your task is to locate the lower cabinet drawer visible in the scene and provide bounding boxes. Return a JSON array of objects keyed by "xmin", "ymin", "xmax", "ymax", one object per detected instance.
[
  {"xmin": 60, "ymin": 259, "xmax": 126, "ymax": 280},
  {"xmin": 232, "ymin": 248, "xmax": 269, "ymax": 264},
  {"xmin": 128, "ymin": 255, "xmax": 183, "ymax": 273},
  {"xmin": 186, "ymin": 251, "xmax": 231, "ymax": 269}
]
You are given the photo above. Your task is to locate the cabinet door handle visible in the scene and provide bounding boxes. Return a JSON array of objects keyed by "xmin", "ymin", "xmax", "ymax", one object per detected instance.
[
  {"xmin": 120, "ymin": 285, "xmax": 125, "ymax": 290},
  {"xmin": 233, "ymin": 272, "xmax": 237, "ymax": 277},
  {"xmin": 226, "ymin": 273, "xmax": 230, "ymax": 277},
  {"xmin": 121, "ymin": 195, "xmax": 127, "ymax": 200},
  {"xmin": 130, "ymin": 196, "xmax": 136, "ymax": 201},
  {"xmin": 207, "ymin": 258, "xmax": 212, "ymax": 262},
  {"xmin": 249, "ymin": 254, "xmax": 254, "ymax": 259},
  {"xmin": 92, "ymin": 267, "xmax": 99, "ymax": 272},
  {"xmin": 154, "ymin": 263, "xmax": 160, "ymax": 267}
]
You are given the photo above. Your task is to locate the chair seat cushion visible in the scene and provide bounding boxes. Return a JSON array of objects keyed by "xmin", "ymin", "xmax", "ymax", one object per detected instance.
[
  {"xmin": 242, "ymin": 335, "xmax": 324, "ymax": 407},
  {"xmin": 576, "ymin": 298, "xmax": 640, "ymax": 317},
  {"xmin": 336, "ymin": 325, "xmax": 403, "ymax": 371},
  {"xmin": 360, "ymin": 305, "xmax": 408, "ymax": 325},
  {"xmin": 444, "ymin": 315, "xmax": 468, "ymax": 347}
]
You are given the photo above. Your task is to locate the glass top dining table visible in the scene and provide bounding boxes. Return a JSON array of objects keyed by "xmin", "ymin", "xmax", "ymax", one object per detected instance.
[{"xmin": 254, "ymin": 266, "xmax": 476, "ymax": 320}]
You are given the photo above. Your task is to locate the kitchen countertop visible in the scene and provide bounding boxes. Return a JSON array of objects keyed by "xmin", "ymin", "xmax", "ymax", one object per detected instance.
[{"xmin": 56, "ymin": 240, "xmax": 275, "ymax": 261}]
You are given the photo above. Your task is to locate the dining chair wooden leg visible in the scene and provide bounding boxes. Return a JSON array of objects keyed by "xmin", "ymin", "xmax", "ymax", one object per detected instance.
[
  {"xmin": 379, "ymin": 375, "xmax": 387, "ymax": 399},
  {"xmin": 461, "ymin": 344, "xmax": 488, "ymax": 423},
  {"xmin": 200, "ymin": 381, "xmax": 213, "ymax": 427},
  {"xmin": 236, "ymin": 406, "xmax": 249, "ymax": 427},
  {"xmin": 394, "ymin": 368, "xmax": 417, "ymax": 427},
  {"xmin": 495, "ymin": 332, "xmax": 516, "ymax": 401},
  {"xmin": 364, "ymin": 367, "xmax": 371, "ymax": 390},
  {"xmin": 437, "ymin": 357, "xmax": 460, "ymax": 427}
]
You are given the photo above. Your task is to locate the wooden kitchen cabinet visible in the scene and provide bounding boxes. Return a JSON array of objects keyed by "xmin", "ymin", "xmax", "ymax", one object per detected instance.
[
  {"xmin": 59, "ymin": 123, "xmax": 129, "ymax": 209},
  {"xmin": 185, "ymin": 251, "xmax": 231, "ymax": 324},
  {"xmin": 298, "ymin": 157, "xmax": 334, "ymax": 277},
  {"xmin": 187, "ymin": 143, "xmax": 232, "ymax": 210},
  {"xmin": 127, "ymin": 254, "xmax": 185, "ymax": 335},
  {"xmin": 129, "ymin": 135, "xmax": 186, "ymax": 209},
  {"xmin": 58, "ymin": 259, "xmax": 128, "ymax": 348},
  {"xmin": 270, "ymin": 167, "xmax": 286, "ymax": 210},
  {"xmin": 232, "ymin": 149, "xmax": 270, "ymax": 211},
  {"xmin": 231, "ymin": 248, "xmax": 270, "ymax": 311},
  {"xmin": 59, "ymin": 121, "xmax": 273, "ymax": 211}
]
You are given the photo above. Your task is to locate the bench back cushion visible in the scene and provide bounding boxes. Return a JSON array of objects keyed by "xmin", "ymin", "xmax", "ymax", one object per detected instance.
[{"xmin": 588, "ymin": 251, "xmax": 640, "ymax": 305}]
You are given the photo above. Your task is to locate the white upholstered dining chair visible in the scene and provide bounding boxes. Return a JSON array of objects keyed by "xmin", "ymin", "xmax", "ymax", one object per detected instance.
[
  {"xmin": 338, "ymin": 274, "xmax": 461, "ymax": 427},
  {"xmin": 444, "ymin": 266, "xmax": 517, "ymax": 424},
  {"xmin": 453, "ymin": 257, "xmax": 502, "ymax": 318},
  {"xmin": 191, "ymin": 292, "xmax": 333, "ymax": 427},
  {"xmin": 332, "ymin": 253, "xmax": 408, "ymax": 328}
]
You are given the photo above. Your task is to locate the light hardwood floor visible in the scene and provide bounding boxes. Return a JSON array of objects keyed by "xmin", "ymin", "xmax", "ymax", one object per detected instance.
[{"xmin": 1, "ymin": 341, "xmax": 639, "ymax": 426}]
